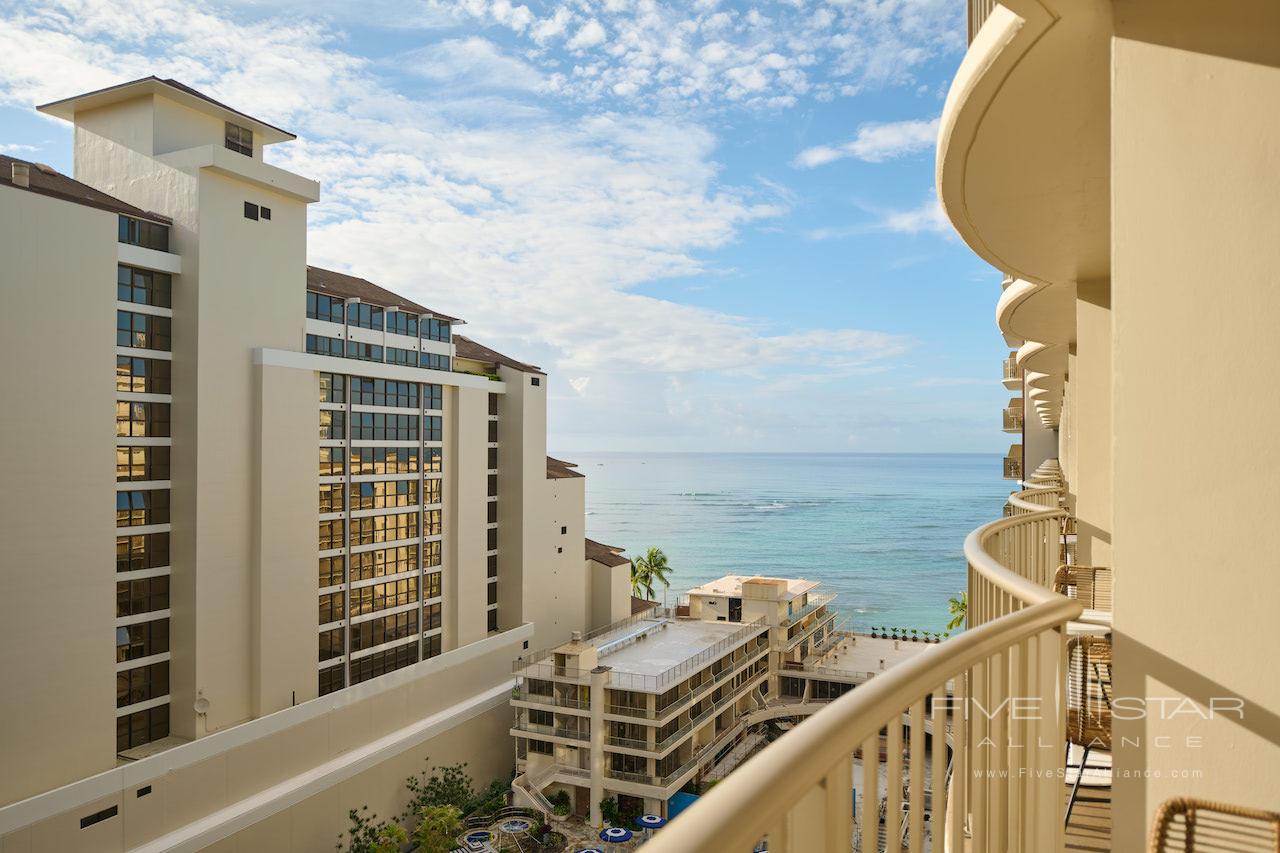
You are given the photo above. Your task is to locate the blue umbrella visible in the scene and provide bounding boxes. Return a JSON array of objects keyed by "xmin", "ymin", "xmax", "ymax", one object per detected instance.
[
  {"xmin": 635, "ymin": 814, "xmax": 667, "ymax": 830},
  {"xmin": 600, "ymin": 826, "xmax": 634, "ymax": 843}
]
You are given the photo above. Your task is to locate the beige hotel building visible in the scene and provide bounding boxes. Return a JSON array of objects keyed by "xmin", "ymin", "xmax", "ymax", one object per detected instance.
[{"xmin": 0, "ymin": 77, "xmax": 630, "ymax": 851}]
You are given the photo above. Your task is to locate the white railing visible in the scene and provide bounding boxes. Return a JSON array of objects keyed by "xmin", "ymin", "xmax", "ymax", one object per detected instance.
[
  {"xmin": 1007, "ymin": 485, "xmax": 1061, "ymax": 514},
  {"xmin": 644, "ymin": 508, "xmax": 1080, "ymax": 853}
]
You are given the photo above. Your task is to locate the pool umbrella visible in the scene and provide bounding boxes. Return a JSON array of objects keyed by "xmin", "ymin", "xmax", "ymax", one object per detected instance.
[
  {"xmin": 599, "ymin": 826, "xmax": 633, "ymax": 848},
  {"xmin": 634, "ymin": 814, "xmax": 666, "ymax": 839},
  {"xmin": 574, "ymin": 849, "xmax": 606, "ymax": 853}
]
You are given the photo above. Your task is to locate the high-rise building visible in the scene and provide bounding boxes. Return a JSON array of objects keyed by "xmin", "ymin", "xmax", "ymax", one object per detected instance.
[{"xmin": 0, "ymin": 77, "xmax": 626, "ymax": 850}]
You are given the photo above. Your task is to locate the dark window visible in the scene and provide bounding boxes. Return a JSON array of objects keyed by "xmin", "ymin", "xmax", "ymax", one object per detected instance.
[
  {"xmin": 423, "ymin": 318, "xmax": 451, "ymax": 342},
  {"xmin": 319, "ymin": 409, "xmax": 345, "ymax": 440},
  {"xmin": 116, "ymin": 576, "xmax": 169, "ymax": 618},
  {"xmin": 487, "ymin": 474, "xmax": 497, "ymax": 497},
  {"xmin": 487, "ymin": 527, "xmax": 498, "ymax": 551},
  {"xmin": 225, "ymin": 122, "xmax": 254, "ymax": 156},
  {"xmin": 116, "ymin": 703, "xmax": 168, "ymax": 752},
  {"xmin": 424, "ymin": 383, "xmax": 443, "ymax": 411},
  {"xmin": 350, "ymin": 609, "xmax": 418, "ymax": 650},
  {"xmin": 318, "ymin": 591, "xmax": 345, "ymax": 624},
  {"xmin": 346, "ymin": 303, "xmax": 384, "ymax": 331},
  {"xmin": 117, "ymin": 489, "xmax": 170, "ymax": 527},
  {"xmin": 319, "ymin": 555, "xmax": 345, "ymax": 587},
  {"xmin": 349, "ymin": 446, "xmax": 421, "ymax": 475},
  {"xmin": 244, "ymin": 202, "xmax": 259, "ymax": 220},
  {"xmin": 387, "ymin": 347, "xmax": 417, "ymax": 367},
  {"xmin": 487, "ymin": 609, "xmax": 498, "ymax": 632},
  {"xmin": 488, "ymin": 502, "xmax": 498, "ymax": 523},
  {"xmin": 319, "ymin": 665, "xmax": 344, "ymax": 696},
  {"xmin": 488, "ymin": 393, "xmax": 498, "ymax": 416},
  {"xmin": 424, "ymin": 448, "xmax": 443, "ymax": 473},
  {"xmin": 80, "ymin": 806, "xmax": 119, "ymax": 829},
  {"xmin": 387, "ymin": 311, "xmax": 418, "ymax": 337},
  {"xmin": 424, "ymin": 415, "xmax": 442, "ymax": 441},
  {"xmin": 349, "ymin": 641, "xmax": 419, "ymax": 686},
  {"xmin": 531, "ymin": 376, "xmax": 541, "ymax": 387},
  {"xmin": 487, "ymin": 420, "xmax": 498, "ymax": 442},
  {"xmin": 319, "ymin": 627, "xmax": 344, "ymax": 662},
  {"xmin": 424, "ymin": 602, "xmax": 442, "ymax": 631},
  {"xmin": 117, "ymin": 310, "xmax": 171, "ymax": 351},
  {"xmin": 487, "ymin": 554, "xmax": 497, "ymax": 578},
  {"xmin": 117, "ymin": 265, "xmax": 172, "ymax": 308},
  {"xmin": 345, "ymin": 340, "xmax": 384, "ymax": 362},
  {"xmin": 424, "ymin": 633, "xmax": 442, "ymax": 659},
  {"xmin": 560, "ymin": 526, "xmax": 567, "ymax": 535},
  {"xmin": 260, "ymin": 207, "xmax": 271, "ymax": 220},
  {"xmin": 421, "ymin": 352, "xmax": 451, "ymax": 371},
  {"xmin": 115, "ymin": 618, "xmax": 169, "ymax": 662},
  {"xmin": 350, "ymin": 412, "xmax": 418, "ymax": 441},
  {"xmin": 118, "ymin": 215, "xmax": 169, "ymax": 251},
  {"xmin": 306, "ymin": 334, "xmax": 343, "ymax": 356},
  {"xmin": 116, "ymin": 533, "xmax": 169, "ymax": 572},
  {"xmin": 319, "ymin": 372, "xmax": 346, "ymax": 403},
  {"xmin": 117, "ymin": 401, "xmax": 170, "ymax": 438},
  {"xmin": 137, "ymin": 786, "xmax": 152, "ymax": 798},
  {"xmin": 116, "ymin": 445, "xmax": 170, "ymax": 482},
  {"xmin": 487, "ymin": 582, "xmax": 498, "ymax": 606},
  {"xmin": 306, "ymin": 293, "xmax": 345, "ymax": 323},
  {"xmin": 351, "ymin": 377, "xmax": 419, "ymax": 408},
  {"xmin": 117, "ymin": 661, "xmax": 169, "ymax": 707},
  {"xmin": 116, "ymin": 356, "xmax": 171, "ymax": 394},
  {"xmin": 487, "ymin": 447, "xmax": 497, "ymax": 470}
]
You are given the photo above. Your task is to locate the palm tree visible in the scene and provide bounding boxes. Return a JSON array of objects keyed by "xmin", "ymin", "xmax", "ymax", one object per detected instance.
[
  {"xmin": 946, "ymin": 591, "xmax": 968, "ymax": 631},
  {"xmin": 630, "ymin": 547, "xmax": 673, "ymax": 600}
]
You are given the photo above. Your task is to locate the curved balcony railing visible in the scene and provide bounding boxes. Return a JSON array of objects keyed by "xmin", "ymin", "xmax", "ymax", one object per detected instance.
[
  {"xmin": 1007, "ymin": 484, "xmax": 1061, "ymax": 514},
  {"xmin": 645, "ymin": 507, "xmax": 1079, "ymax": 853}
]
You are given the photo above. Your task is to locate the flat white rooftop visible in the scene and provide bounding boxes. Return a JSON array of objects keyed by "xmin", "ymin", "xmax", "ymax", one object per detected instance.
[
  {"xmin": 686, "ymin": 574, "xmax": 819, "ymax": 602},
  {"xmin": 806, "ymin": 633, "xmax": 934, "ymax": 679}
]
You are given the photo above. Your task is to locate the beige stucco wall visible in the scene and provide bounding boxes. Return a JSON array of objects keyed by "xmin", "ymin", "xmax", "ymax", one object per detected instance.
[
  {"xmin": 540, "ymin": 475, "xmax": 588, "ymax": 640},
  {"xmin": 1072, "ymin": 279, "xmax": 1111, "ymax": 566},
  {"xmin": 588, "ymin": 559, "xmax": 631, "ymax": 631},
  {"xmin": 447, "ymin": 385, "xmax": 491, "ymax": 650},
  {"xmin": 0, "ymin": 186, "xmax": 118, "ymax": 804},
  {"xmin": 252, "ymin": 364, "xmax": 320, "ymax": 714},
  {"xmin": 0, "ymin": 627, "xmax": 529, "ymax": 853},
  {"xmin": 1110, "ymin": 4, "xmax": 1280, "ymax": 846}
]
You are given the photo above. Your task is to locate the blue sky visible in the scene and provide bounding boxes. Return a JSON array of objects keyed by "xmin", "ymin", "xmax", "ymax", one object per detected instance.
[{"xmin": 0, "ymin": 0, "xmax": 1006, "ymax": 453}]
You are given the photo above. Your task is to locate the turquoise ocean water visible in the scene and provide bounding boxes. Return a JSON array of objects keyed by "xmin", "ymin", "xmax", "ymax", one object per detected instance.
[{"xmin": 572, "ymin": 452, "xmax": 1008, "ymax": 634}]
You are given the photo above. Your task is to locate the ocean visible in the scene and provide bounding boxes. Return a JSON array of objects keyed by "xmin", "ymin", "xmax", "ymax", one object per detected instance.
[{"xmin": 571, "ymin": 452, "xmax": 1009, "ymax": 635}]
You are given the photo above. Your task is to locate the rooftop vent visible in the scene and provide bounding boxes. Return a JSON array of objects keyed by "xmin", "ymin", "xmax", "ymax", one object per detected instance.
[
  {"xmin": 571, "ymin": 631, "xmax": 582, "ymax": 642},
  {"xmin": 11, "ymin": 163, "xmax": 29, "ymax": 188}
]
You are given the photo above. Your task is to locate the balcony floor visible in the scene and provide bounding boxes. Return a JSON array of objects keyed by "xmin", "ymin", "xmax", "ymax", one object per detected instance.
[{"xmin": 1064, "ymin": 784, "xmax": 1111, "ymax": 852}]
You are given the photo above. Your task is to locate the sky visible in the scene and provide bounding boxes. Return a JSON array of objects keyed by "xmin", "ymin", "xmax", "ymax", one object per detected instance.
[{"xmin": 0, "ymin": 0, "xmax": 1009, "ymax": 454}]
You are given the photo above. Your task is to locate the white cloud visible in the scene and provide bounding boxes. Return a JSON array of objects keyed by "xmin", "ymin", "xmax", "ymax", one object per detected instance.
[
  {"xmin": 401, "ymin": 37, "xmax": 546, "ymax": 92},
  {"xmin": 567, "ymin": 19, "xmax": 607, "ymax": 50},
  {"xmin": 793, "ymin": 116, "xmax": 939, "ymax": 167},
  {"xmin": 0, "ymin": 0, "xmax": 947, "ymax": 449},
  {"xmin": 879, "ymin": 193, "xmax": 950, "ymax": 234}
]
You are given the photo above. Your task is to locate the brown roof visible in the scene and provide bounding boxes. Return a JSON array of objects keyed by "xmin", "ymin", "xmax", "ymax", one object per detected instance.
[
  {"xmin": 632, "ymin": 596, "xmax": 660, "ymax": 615},
  {"xmin": 585, "ymin": 538, "xmax": 629, "ymax": 567},
  {"xmin": 546, "ymin": 456, "xmax": 585, "ymax": 480},
  {"xmin": 0, "ymin": 155, "xmax": 171, "ymax": 223},
  {"xmin": 305, "ymin": 266, "xmax": 460, "ymax": 322},
  {"xmin": 454, "ymin": 334, "xmax": 544, "ymax": 375},
  {"xmin": 38, "ymin": 76, "xmax": 295, "ymax": 141}
]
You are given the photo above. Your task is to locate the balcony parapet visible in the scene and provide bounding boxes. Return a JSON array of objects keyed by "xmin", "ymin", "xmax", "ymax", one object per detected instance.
[{"xmin": 643, "ymin": 508, "xmax": 1080, "ymax": 853}]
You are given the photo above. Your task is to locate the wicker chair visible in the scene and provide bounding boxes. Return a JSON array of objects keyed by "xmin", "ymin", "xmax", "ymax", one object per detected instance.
[
  {"xmin": 1054, "ymin": 565, "xmax": 1113, "ymax": 612},
  {"xmin": 1065, "ymin": 634, "xmax": 1112, "ymax": 825},
  {"xmin": 1149, "ymin": 797, "xmax": 1280, "ymax": 851}
]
